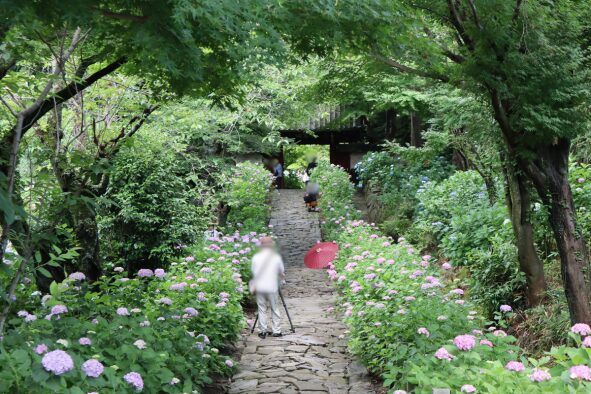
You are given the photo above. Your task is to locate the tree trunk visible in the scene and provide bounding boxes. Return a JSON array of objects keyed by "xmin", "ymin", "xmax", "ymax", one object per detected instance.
[
  {"xmin": 409, "ymin": 112, "xmax": 423, "ymax": 147},
  {"xmin": 503, "ymin": 160, "xmax": 546, "ymax": 306},
  {"xmin": 71, "ymin": 203, "xmax": 102, "ymax": 281},
  {"xmin": 520, "ymin": 139, "xmax": 591, "ymax": 323}
]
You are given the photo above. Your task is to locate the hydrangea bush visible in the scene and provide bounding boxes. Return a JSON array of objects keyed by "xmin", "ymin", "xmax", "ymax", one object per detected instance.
[
  {"xmin": 225, "ymin": 161, "xmax": 274, "ymax": 233},
  {"xmin": 315, "ymin": 163, "xmax": 591, "ymax": 394},
  {"xmin": 0, "ymin": 162, "xmax": 273, "ymax": 393}
]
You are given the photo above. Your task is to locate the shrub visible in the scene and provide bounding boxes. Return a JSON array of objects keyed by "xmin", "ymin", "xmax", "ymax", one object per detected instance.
[
  {"xmin": 0, "ymin": 162, "xmax": 272, "ymax": 393},
  {"xmin": 318, "ymin": 164, "xmax": 591, "ymax": 394},
  {"xmin": 99, "ymin": 139, "xmax": 213, "ymax": 271},
  {"xmin": 309, "ymin": 161, "xmax": 360, "ymax": 240},
  {"xmin": 225, "ymin": 161, "xmax": 273, "ymax": 233}
]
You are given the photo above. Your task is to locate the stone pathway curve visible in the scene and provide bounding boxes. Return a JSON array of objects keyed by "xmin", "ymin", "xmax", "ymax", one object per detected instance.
[{"xmin": 227, "ymin": 189, "xmax": 376, "ymax": 394}]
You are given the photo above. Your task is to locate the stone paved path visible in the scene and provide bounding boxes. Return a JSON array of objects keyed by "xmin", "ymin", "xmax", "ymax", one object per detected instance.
[{"xmin": 227, "ymin": 189, "xmax": 376, "ymax": 394}]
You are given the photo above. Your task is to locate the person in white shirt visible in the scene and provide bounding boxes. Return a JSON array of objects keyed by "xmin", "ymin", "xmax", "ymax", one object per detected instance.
[{"xmin": 250, "ymin": 237, "xmax": 285, "ymax": 338}]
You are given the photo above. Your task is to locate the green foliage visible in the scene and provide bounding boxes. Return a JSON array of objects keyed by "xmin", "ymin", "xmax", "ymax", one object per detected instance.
[
  {"xmin": 355, "ymin": 150, "xmax": 453, "ymax": 239},
  {"xmin": 309, "ymin": 161, "xmax": 360, "ymax": 240},
  {"xmin": 319, "ymin": 164, "xmax": 591, "ymax": 394},
  {"xmin": 570, "ymin": 163, "xmax": 591, "ymax": 248},
  {"xmin": 98, "ymin": 134, "xmax": 214, "ymax": 270},
  {"xmin": 0, "ymin": 162, "xmax": 273, "ymax": 393},
  {"xmin": 225, "ymin": 161, "xmax": 273, "ymax": 233}
]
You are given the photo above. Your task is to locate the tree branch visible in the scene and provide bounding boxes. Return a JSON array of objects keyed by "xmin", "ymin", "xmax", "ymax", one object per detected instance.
[
  {"xmin": 447, "ymin": 0, "xmax": 475, "ymax": 50},
  {"xmin": 513, "ymin": 0, "xmax": 524, "ymax": 21},
  {"xmin": 94, "ymin": 8, "xmax": 148, "ymax": 23},
  {"xmin": 370, "ymin": 52, "xmax": 450, "ymax": 82},
  {"xmin": 0, "ymin": 59, "xmax": 16, "ymax": 81},
  {"xmin": 466, "ymin": 0, "xmax": 482, "ymax": 30},
  {"xmin": 99, "ymin": 104, "xmax": 160, "ymax": 157}
]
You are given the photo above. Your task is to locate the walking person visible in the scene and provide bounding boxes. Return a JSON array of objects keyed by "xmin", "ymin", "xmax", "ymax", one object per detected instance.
[
  {"xmin": 250, "ymin": 237, "xmax": 285, "ymax": 339},
  {"xmin": 272, "ymin": 159, "xmax": 284, "ymax": 189}
]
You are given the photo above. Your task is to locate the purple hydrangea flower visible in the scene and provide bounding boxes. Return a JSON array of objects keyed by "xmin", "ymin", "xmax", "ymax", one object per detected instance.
[
  {"xmin": 25, "ymin": 314, "xmax": 37, "ymax": 322},
  {"xmin": 50, "ymin": 305, "xmax": 68, "ymax": 315},
  {"xmin": 137, "ymin": 269, "xmax": 153, "ymax": 278},
  {"xmin": 124, "ymin": 372, "xmax": 144, "ymax": 391},
  {"xmin": 78, "ymin": 337, "xmax": 92, "ymax": 346},
  {"xmin": 184, "ymin": 307, "xmax": 198, "ymax": 317},
  {"xmin": 154, "ymin": 268, "xmax": 166, "ymax": 279},
  {"xmin": 82, "ymin": 359, "xmax": 104, "ymax": 378},
  {"xmin": 499, "ymin": 305, "xmax": 512, "ymax": 313},
  {"xmin": 117, "ymin": 307, "xmax": 130, "ymax": 316},
  {"xmin": 68, "ymin": 272, "xmax": 86, "ymax": 281},
  {"xmin": 41, "ymin": 350, "xmax": 74, "ymax": 375},
  {"xmin": 158, "ymin": 297, "xmax": 172, "ymax": 305}
]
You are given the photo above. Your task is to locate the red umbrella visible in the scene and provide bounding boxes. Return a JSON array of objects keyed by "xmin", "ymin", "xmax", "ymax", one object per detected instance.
[{"xmin": 304, "ymin": 242, "xmax": 339, "ymax": 269}]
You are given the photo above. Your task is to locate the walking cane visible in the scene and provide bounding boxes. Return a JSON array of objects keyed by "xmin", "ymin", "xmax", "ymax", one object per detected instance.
[
  {"xmin": 250, "ymin": 289, "xmax": 295, "ymax": 334},
  {"xmin": 279, "ymin": 289, "xmax": 296, "ymax": 333}
]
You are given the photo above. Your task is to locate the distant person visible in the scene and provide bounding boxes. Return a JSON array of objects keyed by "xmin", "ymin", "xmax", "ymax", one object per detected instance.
[
  {"xmin": 272, "ymin": 159, "xmax": 283, "ymax": 189},
  {"xmin": 306, "ymin": 157, "xmax": 317, "ymax": 177},
  {"xmin": 304, "ymin": 182, "xmax": 320, "ymax": 212},
  {"xmin": 250, "ymin": 237, "xmax": 285, "ymax": 338},
  {"xmin": 204, "ymin": 224, "xmax": 222, "ymax": 240}
]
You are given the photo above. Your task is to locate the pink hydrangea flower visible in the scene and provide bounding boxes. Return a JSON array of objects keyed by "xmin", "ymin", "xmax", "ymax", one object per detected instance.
[
  {"xmin": 570, "ymin": 365, "xmax": 591, "ymax": 381},
  {"xmin": 571, "ymin": 323, "xmax": 591, "ymax": 336},
  {"xmin": 493, "ymin": 330, "xmax": 507, "ymax": 337},
  {"xmin": 225, "ymin": 359, "xmax": 234, "ymax": 368},
  {"xmin": 453, "ymin": 335, "xmax": 476, "ymax": 351},
  {"xmin": 499, "ymin": 305, "xmax": 512, "ymax": 312},
  {"xmin": 417, "ymin": 327, "xmax": 430, "ymax": 337},
  {"xmin": 134, "ymin": 339, "xmax": 147, "ymax": 349},
  {"xmin": 505, "ymin": 361, "xmax": 525, "ymax": 372},
  {"xmin": 35, "ymin": 343, "xmax": 48, "ymax": 354},
  {"xmin": 479, "ymin": 339, "xmax": 493, "ymax": 347},
  {"xmin": 461, "ymin": 385, "xmax": 476, "ymax": 393},
  {"xmin": 529, "ymin": 369, "xmax": 551, "ymax": 382},
  {"xmin": 435, "ymin": 347, "xmax": 454, "ymax": 361},
  {"xmin": 583, "ymin": 337, "xmax": 591, "ymax": 348},
  {"xmin": 441, "ymin": 262, "xmax": 452, "ymax": 270}
]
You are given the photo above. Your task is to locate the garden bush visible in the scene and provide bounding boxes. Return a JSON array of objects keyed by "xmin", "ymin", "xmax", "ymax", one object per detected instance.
[
  {"xmin": 98, "ymin": 137, "xmax": 215, "ymax": 271},
  {"xmin": 355, "ymin": 151, "xmax": 454, "ymax": 239},
  {"xmin": 0, "ymin": 162, "xmax": 272, "ymax": 393},
  {"xmin": 316, "ymin": 163, "xmax": 591, "ymax": 394},
  {"xmin": 225, "ymin": 161, "xmax": 274, "ymax": 233}
]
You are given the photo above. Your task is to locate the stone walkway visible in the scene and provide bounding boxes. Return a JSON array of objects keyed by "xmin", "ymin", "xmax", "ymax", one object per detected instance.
[{"xmin": 227, "ymin": 189, "xmax": 376, "ymax": 394}]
